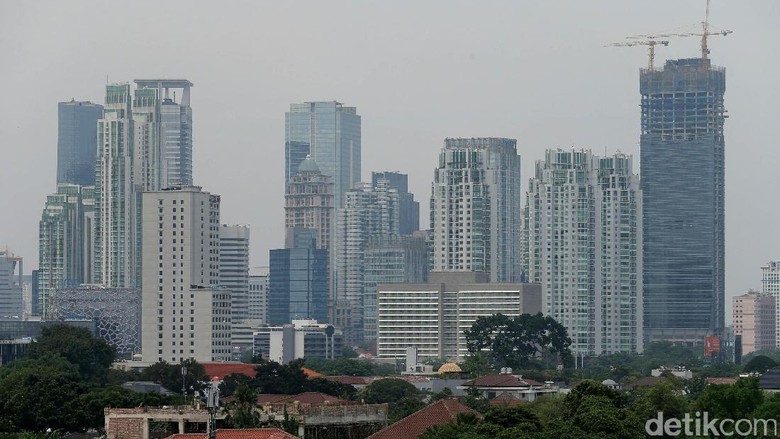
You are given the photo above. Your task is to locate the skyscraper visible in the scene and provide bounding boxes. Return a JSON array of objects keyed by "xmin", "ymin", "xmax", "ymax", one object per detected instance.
[
  {"xmin": 140, "ymin": 186, "xmax": 230, "ymax": 363},
  {"xmin": 431, "ymin": 138, "xmax": 521, "ymax": 283},
  {"xmin": 285, "ymin": 101, "xmax": 361, "ymax": 210},
  {"xmin": 525, "ymin": 149, "xmax": 643, "ymax": 354},
  {"xmin": 268, "ymin": 228, "xmax": 329, "ymax": 325},
  {"xmin": 732, "ymin": 292, "xmax": 776, "ymax": 355},
  {"xmin": 0, "ymin": 250, "xmax": 24, "ymax": 318},
  {"xmin": 220, "ymin": 225, "xmax": 250, "ymax": 322},
  {"xmin": 284, "ymin": 156, "xmax": 334, "ymax": 251},
  {"xmin": 640, "ymin": 58, "xmax": 725, "ymax": 343},
  {"xmin": 372, "ymin": 171, "xmax": 420, "ymax": 235},
  {"xmin": 334, "ymin": 179, "xmax": 400, "ymax": 344},
  {"xmin": 94, "ymin": 83, "xmax": 137, "ymax": 288},
  {"xmin": 134, "ymin": 79, "xmax": 194, "ymax": 188},
  {"xmin": 57, "ymin": 100, "xmax": 103, "ymax": 186},
  {"xmin": 761, "ymin": 261, "xmax": 780, "ymax": 347},
  {"xmin": 38, "ymin": 183, "xmax": 95, "ymax": 318},
  {"xmin": 94, "ymin": 80, "xmax": 194, "ymax": 289}
]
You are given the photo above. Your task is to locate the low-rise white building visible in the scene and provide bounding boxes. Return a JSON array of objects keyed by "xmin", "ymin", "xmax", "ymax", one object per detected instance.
[
  {"xmin": 377, "ymin": 272, "xmax": 542, "ymax": 362},
  {"xmin": 253, "ymin": 319, "xmax": 342, "ymax": 364}
]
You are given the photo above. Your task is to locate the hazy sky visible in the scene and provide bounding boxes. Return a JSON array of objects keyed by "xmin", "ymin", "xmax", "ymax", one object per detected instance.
[{"xmin": 1, "ymin": 1, "xmax": 778, "ymax": 318}]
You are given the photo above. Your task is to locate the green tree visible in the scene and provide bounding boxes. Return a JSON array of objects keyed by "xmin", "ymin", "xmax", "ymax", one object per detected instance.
[
  {"xmin": 753, "ymin": 392, "xmax": 780, "ymax": 423},
  {"xmin": 361, "ymin": 378, "xmax": 418, "ymax": 404},
  {"xmin": 627, "ymin": 380, "xmax": 690, "ymax": 427},
  {"xmin": 224, "ymin": 384, "xmax": 262, "ymax": 428},
  {"xmin": 27, "ymin": 325, "xmax": 115, "ymax": 384},
  {"xmin": 483, "ymin": 405, "xmax": 541, "ymax": 431},
  {"xmin": 742, "ymin": 355, "xmax": 778, "ymax": 374},
  {"xmin": 342, "ymin": 345, "xmax": 359, "ymax": 358},
  {"xmin": 76, "ymin": 386, "xmax": 178, "ymax": 432},
  {"xmin": 564, "ymin": 381, "xmax": 625, "ymax": 417},
  {"xmin": 695, "ymin": 377, "xmax": 764, "ymax": 420},
  {"xmin": 571, "ymin": 395, "xmax": 644, "ymax": 439},
  {"xmin": 430, "ymin": 387, "xmax": 453, "ymax": 403},
  {"xmin": 459, "ymin": 353, "xmax": 493, "ymax": 377},
  {"xmin": 140, "ymin": 359, "xmax": 208, "ymax": 394},
  {"xmin": 464, "ymin": 313, "xmax": 572, "ymax": 369},
  {"xmin": 253, "ymin": 358, "xmax": 309, "ymax": 394},
  {"xmin": 389, "ymin": 397, "xmax": 426, "ymax": 423},
  {"xmin": 460, "ymin": 386, "xmax": 490, "ymax": 414},
  {"xmin": 0, "ymin": 355, "xmax": 86, "ymax": 432}
]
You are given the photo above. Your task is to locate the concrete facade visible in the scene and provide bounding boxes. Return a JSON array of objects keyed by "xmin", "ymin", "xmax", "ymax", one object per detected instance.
[
  {"xmin": 141, "ymin": 186, "xmax": 231, "ymax": 363},
  {"xmin": 761, "ymin": 261, "xmax": 780, "ymax": 347},
  {"xmin": 733, "ymin": 292, "xmax": 776, "ymax": 355},
  {"xmin": 377, "ymin": 272, "xmax": 541, "ymax": 362}
]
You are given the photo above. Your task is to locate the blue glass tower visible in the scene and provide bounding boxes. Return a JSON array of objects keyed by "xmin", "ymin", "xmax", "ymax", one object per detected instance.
[
  {"xmin": 269, "ymin": 228, "xmax": 329, "ymax": 325},
  {"xmin": 285, "ymin": 102, "xmax": 361, "ymax": 210},
  {"xmin": 57, "ymin": 100, "xmax": 103, "ymax": 186},
  {"xmin": 640, "ymin": 58, "xmax": 725, "ymax": 344}
]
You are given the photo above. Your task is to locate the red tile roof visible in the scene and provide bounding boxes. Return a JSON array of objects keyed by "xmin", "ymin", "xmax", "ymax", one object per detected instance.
[
  {"xmin": 256, "ymin": 392, "xmax": 355, "ymax": 405},
  {"xmin": 302, "ymin": 367, "xmax": 324, "ymax": 378},
  {"xmin": 461, "ymin": 375, "xmax": 543, "ymax": 388},
  {"xmin": 490, "ymin": 391, "xmax": 521, "ymax": 405},
  {"xmin": 202, "ymin": 363, "xmax": 257, "ymax": 381},
  {"xmin": 166, "ymin": 429, "xmax": 296, "ymax": 439},
  {"xmin": 706, "ymin": 377, "xmax": 738, "ymax": 385},
  {"xmin": 368, "ymin": 399, "xmax": 480, "ymax": 439}
]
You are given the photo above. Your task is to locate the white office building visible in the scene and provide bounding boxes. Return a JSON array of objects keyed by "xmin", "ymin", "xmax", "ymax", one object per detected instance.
[
  {"xmin": 377, "ymin": 272, "xmax": 541, "ymax": 362},
  {"xmin": 141, "ymin": 186, "xmax": 231, "ymax": 363}
]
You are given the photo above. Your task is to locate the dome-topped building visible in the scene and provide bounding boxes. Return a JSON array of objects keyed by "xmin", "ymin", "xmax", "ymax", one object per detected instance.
[
  {"xmin": 298, "ymin": 155, "xmax": 321, "ymax": 173},
  {"xmin": 438, "ymin": 363, "xmax": 462, "ymax": 374}
]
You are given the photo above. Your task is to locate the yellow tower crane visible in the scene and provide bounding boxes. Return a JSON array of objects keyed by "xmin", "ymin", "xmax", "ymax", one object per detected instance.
[
  {"xmin": 627, "ymin": 0, "xmax": 732, "ymax": 60},
  {"xmin": 605, "ymin": 39, "xmax": 669, "ymax": 71}
]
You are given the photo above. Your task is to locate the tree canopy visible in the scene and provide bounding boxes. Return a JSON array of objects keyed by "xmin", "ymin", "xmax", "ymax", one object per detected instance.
[
  {"xmin": 27, "ymin": 325, "xmax": 115, "ymax": 383},
  {"xmin": 464, "ymin": 313, "xmax": 572, "ymax": 369}
]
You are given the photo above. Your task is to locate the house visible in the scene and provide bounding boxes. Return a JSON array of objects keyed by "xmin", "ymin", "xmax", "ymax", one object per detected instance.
[
  {"xmin": 368, "ymin": 399, "xmax": 479, "ymax": 439},
  {"xmin": 760, "ymin": 366, "xmax": 780, "ymax": 392},
  {"xmin": 458, "ymin": 374, "xmax": 558, "ymax": 403}
]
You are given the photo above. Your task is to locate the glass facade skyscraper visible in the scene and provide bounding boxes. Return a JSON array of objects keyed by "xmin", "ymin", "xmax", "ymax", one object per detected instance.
[
  {"xmin": 640, "ymin": 58, "xmax": 726, "ymax": 343},
  {"xmin": 57, "ymin": 100, "xmax": 103, "ymax": 186},
  {"xmin": 285, "ymin": 102, "xmax": 361, "ymax": 210},
  {"xmin": 269, "ymin": 229, "xmax": 329, "ymax": 325}
]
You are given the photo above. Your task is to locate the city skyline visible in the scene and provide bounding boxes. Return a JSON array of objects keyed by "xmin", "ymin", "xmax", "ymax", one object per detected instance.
[{"xmin": 2, "ymin": 1, "xmax": 779, "ymax": 322}]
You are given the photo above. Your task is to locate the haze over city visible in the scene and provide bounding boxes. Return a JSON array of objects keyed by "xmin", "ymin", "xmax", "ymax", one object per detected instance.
[{"xmin": 2, "ymin": 0, "xmax": 779, "ymax": 316}]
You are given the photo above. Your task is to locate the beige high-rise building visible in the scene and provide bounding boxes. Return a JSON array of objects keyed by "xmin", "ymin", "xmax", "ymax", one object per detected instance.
[
  {"xmin": 284, "ymin": 156, "xmax": 334, "ymax": 251},
  {"xmin": 141, "ymin": 186, "xmax": 231, "ymax": 363},
  {"xmin": 733, "ymin": 292, "xmax": 776, "ymax": 355},
  {"xmin": 761, "ymin": 261, "xmax": 780, "ymax": 347}
]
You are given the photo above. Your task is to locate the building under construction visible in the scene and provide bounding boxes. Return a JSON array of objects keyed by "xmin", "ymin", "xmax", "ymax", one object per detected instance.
[{"xmin": 640, "ymin": 56, "xmax": 726, "ymax": 344}]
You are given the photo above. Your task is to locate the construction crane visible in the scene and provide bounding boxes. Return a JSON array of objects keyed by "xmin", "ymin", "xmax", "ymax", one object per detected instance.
[
  {"xmin": 627, "ymin": 0, "xmax": 732, "ymax": 60},
  {"xmin": 606, "ymin": 39, "xmax": 669, "ymax": 71}
]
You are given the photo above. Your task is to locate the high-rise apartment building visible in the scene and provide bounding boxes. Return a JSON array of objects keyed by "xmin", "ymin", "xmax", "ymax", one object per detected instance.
[
  {"xmin": 38, "ymin": 184, "xmax": 95, "ymax": 317},
  {"xmin": 525, "ymin": 149, "xmax": 642, "ymax": 355},
  {"xmin": 372, "ymin": 171, "xmax": 420, "ymax": 235},
  {"xmin": 220, "ymin": 225, "xmax": 250, "ymax": 322},
  {"xmin": 248, "ymin": 267, "xmax": 269, "ymax": 324},
  {"xmin": 94, "ymin": 83, "xmax": 136, "ymax": 288},
  {"xmin": 431, "ymin": 138, "xmax": 521, "ymax": 283},
  {"xmin": 0, "ymin": 251, "xmax": 24, "ymax": 318},
  {"xmin": 134, "ymin": 80, "xmax": 194, "ymax": 188},
  {"xmin": 640, "ymin": 58, "xmax": 725, "ymax": 344},
  {"xmin": 269, "ymin": 229, "xmax": 329, "ymax": 325},
  {"xmin": 57, "ymin": 100, "xmax": 103, "ymax": 186},
  {"xmin": 284, "ymin": 156, "xmax": 334, "ymax": 251},
  {"xmin": 732, "ymin": 292, "xmax": 776, "ymax": 355},
  {"xmin": 140, "ymin": 186, "xmax": 231, "ymax": 363},
  {"xmin": 761, "ymin": 261, "xmax": 780, "ymax": 347},
  {"xmin": 335, "ymin": 180, "xmax": 399, "ymax": 344},
  {"xmin": 285, "ymin": 101, "xmax": 361, "ymax": 210},
  {"xmin": 94, "ymin": 80, "xmax": 193, "ymax": 289}
]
